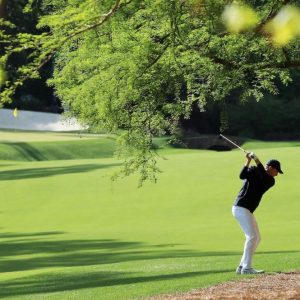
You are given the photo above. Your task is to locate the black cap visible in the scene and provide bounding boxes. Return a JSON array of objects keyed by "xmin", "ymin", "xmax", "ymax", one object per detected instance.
[{"xmin": 266, "ymin": 159, "xmax": 283, "ymax": 174}]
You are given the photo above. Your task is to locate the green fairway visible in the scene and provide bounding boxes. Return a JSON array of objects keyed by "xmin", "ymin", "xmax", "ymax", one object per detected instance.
[
  {"xmin": 0, "ymin": 130, "xmax": 116, "ymax": 161},
  {"xmin": 0, "ymin": 131, "xmax": 299, "ymax": 300},
  {"xmin": 0, "ymin": 129, "xmax": 106, "ymax": 142}
]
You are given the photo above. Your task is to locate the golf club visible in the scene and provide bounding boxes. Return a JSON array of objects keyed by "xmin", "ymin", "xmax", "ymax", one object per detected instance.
[{"xmin": 219, "ymin": 134, "xmax": 248, "ymax": 153}]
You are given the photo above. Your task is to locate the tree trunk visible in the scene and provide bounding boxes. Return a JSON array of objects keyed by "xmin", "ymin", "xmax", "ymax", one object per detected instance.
[{"xmin": 0, "ymin": 0, "xmax": 6, "ymax": 19}]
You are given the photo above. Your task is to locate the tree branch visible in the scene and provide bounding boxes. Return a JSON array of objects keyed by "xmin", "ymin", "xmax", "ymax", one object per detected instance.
[
  {"xmin": 207, "ymin": 54, "xmax": 238, "ymax": 69},
  {"xmin": 0, "ymin": 0, "xmax": 6, "ymax": 18},
  {"xmin": 40, "ymin": 0, "xmax": 123, "ymax": 63},
  {"xmin": 261, "ymin": 60, "xmax": 300, "ymax": 69},
  {"xmin": 2, "ymin": 0, "xmax": 128, "ymax": 101},
  {"xmin": 254, "ymin": 0, "xmax": 294, "ymax": 33},
  {"xmin": 66, "ymin": 0, "xmax": 122, "ymax": 40},
  {"xmin": 206, "ymin": 53, "xmax": 300, "ymax": 71}
]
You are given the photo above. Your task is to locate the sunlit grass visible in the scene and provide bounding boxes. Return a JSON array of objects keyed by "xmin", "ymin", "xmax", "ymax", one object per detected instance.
[{"xmin": 0, "ymin": 131, "xmax": 299, "ymax": 299}]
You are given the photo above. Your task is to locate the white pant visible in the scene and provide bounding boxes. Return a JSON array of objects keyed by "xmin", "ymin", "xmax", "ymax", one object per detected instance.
[{"xmin": 232, "ymin": 206, "xmax": 261, "ymax": 269}]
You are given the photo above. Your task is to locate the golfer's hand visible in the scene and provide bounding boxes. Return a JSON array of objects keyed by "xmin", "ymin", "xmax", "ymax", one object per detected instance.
[
  {"xmin": 246, "ymin": 152, "xmax": 252, "ymax": 160},
  {"xmin": 250, "ymin": 152, "xmax": 258, "ymax": 160}
]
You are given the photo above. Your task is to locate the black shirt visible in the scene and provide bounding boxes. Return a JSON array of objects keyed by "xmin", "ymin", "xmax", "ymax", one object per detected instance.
[{"xmin": 234, "ymin": 163, "xmax": 275, "ymax": 213}]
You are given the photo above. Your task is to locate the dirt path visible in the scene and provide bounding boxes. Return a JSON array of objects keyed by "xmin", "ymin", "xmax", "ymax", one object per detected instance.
[{"xmin": 148, "ymin": 272, "xmax": 300, "ymax": 300}]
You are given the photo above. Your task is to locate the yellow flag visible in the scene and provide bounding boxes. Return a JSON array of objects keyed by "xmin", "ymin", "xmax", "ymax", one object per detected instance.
[{"xmin": 13, "ymin": 108, "xmax": 18, "ymax": 118}]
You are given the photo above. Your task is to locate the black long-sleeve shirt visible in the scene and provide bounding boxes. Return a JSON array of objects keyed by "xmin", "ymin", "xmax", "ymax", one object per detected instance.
[{"xmin": 234, "ymin": 163, "xmax": 275, "ymax": 213}]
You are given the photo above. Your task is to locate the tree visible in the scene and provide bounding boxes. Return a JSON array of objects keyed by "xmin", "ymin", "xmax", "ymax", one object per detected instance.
[
  {"xmin": 0, "ymin": 0, "xmax": 61, "ymax": 112},
  {"xmin": 1, "ymin": 0, "xmax": 300, "ymax": 183},
  {"xmin": 225, "ymin": 70, "xmax": 300, "ymax": 139}
]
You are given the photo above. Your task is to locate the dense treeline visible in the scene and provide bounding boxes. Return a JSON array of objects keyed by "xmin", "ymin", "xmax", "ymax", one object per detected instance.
[
  {"xmin": 0, "ymin": 0, "xmax": 61, "ymax": 112},
  {"xmin": 2, "ymin": 1, "xmax": 299, "ymax": 140},
  {"xmin": 1, "ymin": 1, "xmax": 300, "ymax": 182},
  {"xmin": 227, "ymin": 75, "xmax": 300, "ymax": 140},
  {"xmin": 181, "ymin": 71, "xmax": 300, "ymax": 140}
]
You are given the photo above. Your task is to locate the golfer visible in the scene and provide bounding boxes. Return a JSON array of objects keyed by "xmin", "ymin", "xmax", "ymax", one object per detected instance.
[{"xmin": 232, "ymin": 152, "xmax": 283, "ymax": 275}]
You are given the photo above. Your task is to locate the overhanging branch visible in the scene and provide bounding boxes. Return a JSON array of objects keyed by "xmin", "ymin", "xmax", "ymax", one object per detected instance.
[
  {"xmin": 1, "ymin": 0, "xmax": 128, "ymax": 102},
  {"xmin": 260, "ymin": 60, "xmax": 300, "ymax": 70},
  {"xmin": 66, "ymin": 0, "xmax": 122, "ymax": 41},
  {"xmin": 39, "ymin": 0, "xmax": 123, "ymax": 66},
  {"xmin": 254, "ymin": 0, "xmax": 294, "ymax": 33}
]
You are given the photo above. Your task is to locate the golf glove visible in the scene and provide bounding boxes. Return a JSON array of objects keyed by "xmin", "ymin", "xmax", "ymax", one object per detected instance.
[{"xmin": 250, "ymin": 152, "xmax": 257, "ymax": 160}]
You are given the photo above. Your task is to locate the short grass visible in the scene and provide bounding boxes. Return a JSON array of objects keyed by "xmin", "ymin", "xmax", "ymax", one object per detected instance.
[
  {"xmin": 0, "ymin": 129, "xmax": 105, "ymax": 142},
  {"xmin": 0, "ymin": 130, "xmax": 117, "ymax": 161},
  {"xmin": 0, "ymin": 131, "xmax": 299, "ymax": 299}
]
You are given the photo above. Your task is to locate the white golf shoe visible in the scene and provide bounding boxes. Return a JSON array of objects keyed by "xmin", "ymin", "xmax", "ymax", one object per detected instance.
[{"xmin": 241, "ymin": 267, "xmax": 265, "ymax": 275}]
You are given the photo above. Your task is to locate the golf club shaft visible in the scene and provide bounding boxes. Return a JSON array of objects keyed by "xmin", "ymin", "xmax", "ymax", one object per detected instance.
[{"xmin": 220, "ymin": 134, "xmax": 247, "ymax": 153}]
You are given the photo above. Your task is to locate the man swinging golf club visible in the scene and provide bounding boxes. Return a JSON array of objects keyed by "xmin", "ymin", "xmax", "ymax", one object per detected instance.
[{"xmin": 232, "ymin": 152, "xmax": 283, "ymax": 275}]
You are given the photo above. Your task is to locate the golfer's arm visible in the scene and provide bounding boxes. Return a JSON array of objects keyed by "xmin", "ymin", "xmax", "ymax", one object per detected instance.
[
  {"xmin": 253, "ymin": 157, "xmax": 262, "ymax": 166},
  {"xmin": 245, "ymin": 159, "xmax": 251, "ymax": 167},
  {"xmin": 254, "ymin": 157, "xmax": 267, "ymax": 175},
  {"xmin": 240, "ymin": 156, "xmax": 252, "ymax": 179}
]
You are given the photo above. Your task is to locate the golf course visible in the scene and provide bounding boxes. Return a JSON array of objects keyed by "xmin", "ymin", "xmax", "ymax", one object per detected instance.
[{"xmin": 0, "ymin": 130, "xmax": 299, "ymax": 299}]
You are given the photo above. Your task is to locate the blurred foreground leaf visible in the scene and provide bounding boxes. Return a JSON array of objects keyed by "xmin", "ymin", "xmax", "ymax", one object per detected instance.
[
  {"xmin": 222, "ymin": 3, "xmax": 258, "ymax": 33},
  {"xmin": 265, "ymin": 5, "xmax": 300, "ymax": 46}
]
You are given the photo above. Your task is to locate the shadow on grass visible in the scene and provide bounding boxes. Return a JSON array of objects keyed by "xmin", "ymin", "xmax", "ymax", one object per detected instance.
[
  {"xmin": 1, "ymin": 232, "xmax": 299, "ymax": 298},
  {"xmin": 1, "ymin": 232, "xmax": 299, "ymax": 274},
  {"xmin": 0, "ymin": 163, "xmax": 120, "ymax": 181},
  {"xmin": 7, "ymin": 143, "xmax": 46, "ymax": 161},
  {"xmin": 0, "ymin": 269, "xmax": 231, "ymax": 298},
  {"xmin": 0, "ymin": 231, "xmax": 64, "ymax": 239},
  {"xmin": 0, "ymin": 140, "xmax": 116, "ymax": 161},
  {"xmin": 0, "ymin": 238, "xmax": 211, "ymax": 273},
  {"xmin": 0, "ymin": 231, "xmax": 299, "ymax": 298}
]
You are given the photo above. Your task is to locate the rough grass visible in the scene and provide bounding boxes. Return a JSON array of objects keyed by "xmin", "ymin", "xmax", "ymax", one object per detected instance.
[{"xmin": 0, "ymin": 131, "xmax": 299, "ymax": 300}]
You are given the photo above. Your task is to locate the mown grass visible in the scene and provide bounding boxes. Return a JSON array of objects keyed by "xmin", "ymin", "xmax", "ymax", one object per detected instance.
[
  {"xmin": 0, "ymin": 131, "xmax": 299, "ymax": 300},
  {"xmin": 0, "ymin": 138, "xmax": 117, "ymax": 161},
  {"xmin": 0, "ymin": 130, "xmax": 298, "ymax": 161}
]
